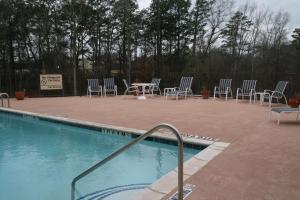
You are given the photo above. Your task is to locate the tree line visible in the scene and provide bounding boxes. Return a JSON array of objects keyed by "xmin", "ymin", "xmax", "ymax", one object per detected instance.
[{"xmin": 0, "ymin": 0, "xmax": 300, "ymax": 96}]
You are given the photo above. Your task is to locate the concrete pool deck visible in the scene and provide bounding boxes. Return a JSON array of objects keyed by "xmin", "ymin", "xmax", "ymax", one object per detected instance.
[{"xmin": 7, "ymin": 96, "xmax": 300, "ymax": 200}]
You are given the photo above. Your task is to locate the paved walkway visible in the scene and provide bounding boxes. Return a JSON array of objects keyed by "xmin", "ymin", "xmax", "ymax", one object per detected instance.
[{"xmin": 9, "ymin": 96, "xmax": 300, "ymax": 200}]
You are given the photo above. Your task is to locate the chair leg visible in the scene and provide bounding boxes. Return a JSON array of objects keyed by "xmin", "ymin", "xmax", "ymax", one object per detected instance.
[
  {"xmin": 283, "ymin": 95, "xmax": 288, "ymax": 105},
  {"xmin": 277, "ymin": 114, "xmax": 281, "ymax": 125},
  {"xmin": 296, "ymin": 112, "xmax": 299, "ymax": 121},
  {"xmin": 235, "ymin": 91, "xmax": 239, "ymax": 103},
  {"xmin": 213, "ymin": 89, "xmax": 216, "ymax": 100}
]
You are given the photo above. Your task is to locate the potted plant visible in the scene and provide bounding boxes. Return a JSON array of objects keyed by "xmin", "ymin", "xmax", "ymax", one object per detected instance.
[
  {"xmin": 201, "ymin": 86, "xmax": 210, "ymax": 99},
  {"xmin": 15, "ymin": 90, "xmax": 26, "ymax": 100},
  {"xmin": 288, "ymin": 92, "xmax": 300, "ymax": 108}
]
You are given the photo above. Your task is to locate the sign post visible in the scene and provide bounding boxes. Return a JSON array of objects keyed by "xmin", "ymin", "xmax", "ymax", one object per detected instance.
[{"xmin": 40, "ymin": 74, "xmax": 63, "ymax": 96}]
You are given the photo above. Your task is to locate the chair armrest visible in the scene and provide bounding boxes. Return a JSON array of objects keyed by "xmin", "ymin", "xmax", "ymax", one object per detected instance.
[
  {"xmin": 264, "ymin": 90, "xmax": 272, "ymax": 94},
  {"xmin": 271, "ymin": 90, "xmax": 283, "ymax": 96},
  {"xmin": 236, "ymin": 88, "xmax": 242, "ymax": 94}
]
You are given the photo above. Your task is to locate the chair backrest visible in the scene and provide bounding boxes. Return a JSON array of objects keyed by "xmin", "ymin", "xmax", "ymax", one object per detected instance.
[
  {"xmin": 179, "ymin": 77, "xmax": 193, "ymax": 91},
  {"xmin": 104, "ymin": 78, "xmax": 115, "ymax": 89},
  {"xmin": 87, "ymin": 79, "xmax": 99, "ymax": 90},
  {"xmin": 219, "ymin": 79, "xmax": 232, "ymax": 93},
  {"xmin": 242, "ymin": 80, "xmax": 257, "ymax": 94},
  {"xmin": 273, "ymin": 81, "xmax": 288, "ymax": 97},
  {"xmin": 151, "ymin": 78, "xmax": 161, "ymax": 87},
  {"xmin": 123, "ymin": 79, "xmax": 129, "ymax": 90}
]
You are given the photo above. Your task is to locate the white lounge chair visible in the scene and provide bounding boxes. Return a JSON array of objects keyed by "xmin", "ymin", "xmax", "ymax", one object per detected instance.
[
  {"xmin": 145, "ymin": 78, "xmax": 161, "ymax": 95},
  {"xmin": 87, "ymin": 79, "xmax": 102, "ymax": 98},
  {"xmin": 0, "ymin": 93, "xmax": 10, "ymax": 107},
  {"xmin": 213, "ymin": 79, "xmax": 233, "ymax": 101},
  {"xmin": 270, "ymin": 105, "xmax": 300, "ymax": 125},
  {"xmin": 150, "ymin": 78, "xmax": 161, "ymax": 95},
  {"xmin": 123, "ymin": 79, "xmax": 139, "ymax": 95},
  {"xmin": 236, "ymin": 80, "xmax": 257, "ymax": 104},
  {"xmin": 165, "ymin": 77, "xmax": 193, "ymax": 100},
  {"xmin": 263, "ymin": 81, "xmax": 288, "ymax": 107},
  {"xmin": 103, "ymin": 78, "xmax": 117, "ymax": 96}
]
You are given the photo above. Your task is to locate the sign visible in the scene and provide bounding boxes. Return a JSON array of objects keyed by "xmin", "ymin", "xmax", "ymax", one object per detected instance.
[{"xmin": 40, "ymin": 74, "xmax": 63, "ymax": 90}]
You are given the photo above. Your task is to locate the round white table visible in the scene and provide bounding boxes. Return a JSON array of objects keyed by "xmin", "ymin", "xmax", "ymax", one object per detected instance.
[{"xmin": 131, "ymin": 83, "xmax": 155, "ymax": 100}]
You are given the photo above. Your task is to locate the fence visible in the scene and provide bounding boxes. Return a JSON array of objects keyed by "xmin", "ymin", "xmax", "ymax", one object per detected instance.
[{"xmin": 1, "ymin": 69, "xmax": 300, "ymax": 98}]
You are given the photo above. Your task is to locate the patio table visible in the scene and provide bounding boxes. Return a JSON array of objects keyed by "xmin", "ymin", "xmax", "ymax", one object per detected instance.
[
  {"xmin": 131, "ymin": 83, "xmax": 155, "ymax": 100},
  {"xmin": 255, "ymin": 92, "xmax": 266, "ymax": 104}
]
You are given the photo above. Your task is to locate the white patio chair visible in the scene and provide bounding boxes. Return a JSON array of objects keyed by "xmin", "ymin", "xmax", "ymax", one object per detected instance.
[
  {"xmin": 151, "ymin": 78, "xmax": 161, "ymax": 95},
  {"xmin": 263, "ymin": 81, "xmax": 288, "ymax": 107},
  {"xmin": 123, "ymin": 79, "xmax": 139, "ymax": 95},
  {"xmin": 103, "ymin": 78, "xmax": 117, "ymax": 96},
  {"xmin": 145, "ymin": 78, "xmax": 161, "ymax": 95},
  {"xmin": 87, "ymin": 79, "xmax": 102, "ymax": 98},
  {"xmin": 213, "ymin": 79, "xmax": 233, "ymax": 101},
  {"xmin": 165, "ymin": 77, "xmax": 193, "ymax": 100},
  {"xmin": 236, "ymin": 80, "xmax": 257, "ymax": 104},
  {"xmin": 0, "ymin": 93, "xmax": 10, "ymax": 107}
]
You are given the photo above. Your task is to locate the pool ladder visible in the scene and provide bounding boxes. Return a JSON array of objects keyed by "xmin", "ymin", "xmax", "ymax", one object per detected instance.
[
  {"xmin": 0, "ymin": 93, "xmax": 10, "ymax": 108},
  {"xmin": 71, "ymin": 123, "xmax": 184, "ymax": 200}
]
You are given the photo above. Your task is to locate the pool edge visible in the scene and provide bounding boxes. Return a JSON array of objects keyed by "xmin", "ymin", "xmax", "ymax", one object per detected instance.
[{"xmin": 0, "ymin": 107, "xmax": 230, "ymax": 200}]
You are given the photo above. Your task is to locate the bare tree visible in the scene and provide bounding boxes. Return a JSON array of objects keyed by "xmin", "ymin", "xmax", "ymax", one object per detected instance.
[{"xmin": 203, "ymin": 0, "xmax": 234, "ymax": 54}]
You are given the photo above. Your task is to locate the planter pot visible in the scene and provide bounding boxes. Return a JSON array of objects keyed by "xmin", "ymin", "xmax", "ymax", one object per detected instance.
[
  {"xmin": 202, "ymin": 90, "xmax": 210, "ymax": 99},
  {"xmin": 15, "ymin": 91, "xmax": 25, "ymax": 100},
  {"xmin": 133, "ymin": 90, "xmax": 140, "ymax": 96},
  {"xmin": 288, "ymin": 98, "xmax": 300, "ymax": 108}
]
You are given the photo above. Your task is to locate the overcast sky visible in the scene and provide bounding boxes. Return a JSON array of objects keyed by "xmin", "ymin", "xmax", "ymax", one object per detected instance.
[{"xmin": 137, "ymin": 0, "xmax": 300, "ymax": 32}]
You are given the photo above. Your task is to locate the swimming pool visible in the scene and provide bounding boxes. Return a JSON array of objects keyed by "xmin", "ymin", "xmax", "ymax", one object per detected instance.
[{"xmin": 0, "ymin": 111, "xmax": 204, "ymax": 200}]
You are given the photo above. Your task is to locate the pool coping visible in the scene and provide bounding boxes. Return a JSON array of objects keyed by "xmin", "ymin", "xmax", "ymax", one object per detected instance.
[{"xmin": 0, "ymin": 107, "xmax": 230, "ymax": 200}]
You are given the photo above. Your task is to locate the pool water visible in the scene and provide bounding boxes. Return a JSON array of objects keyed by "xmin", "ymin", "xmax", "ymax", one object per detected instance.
[{"xmin": 0, "ymin": 111, "xmax": 202, "ymax": 200}]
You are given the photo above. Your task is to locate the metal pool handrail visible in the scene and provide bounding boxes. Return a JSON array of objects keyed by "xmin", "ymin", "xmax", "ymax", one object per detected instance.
[
  {"xmin": 71, "ymin": 123, "xmax": 184, "ymax": 200},
  {"xmin": 0, "ymin": 93, "xmax": 10, "ymax": 108}
]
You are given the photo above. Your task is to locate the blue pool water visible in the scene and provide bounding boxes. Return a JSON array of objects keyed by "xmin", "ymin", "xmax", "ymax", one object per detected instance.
[{"xmin": 0, "ymin": 111, "xmax": 202, "ymax": 200}]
